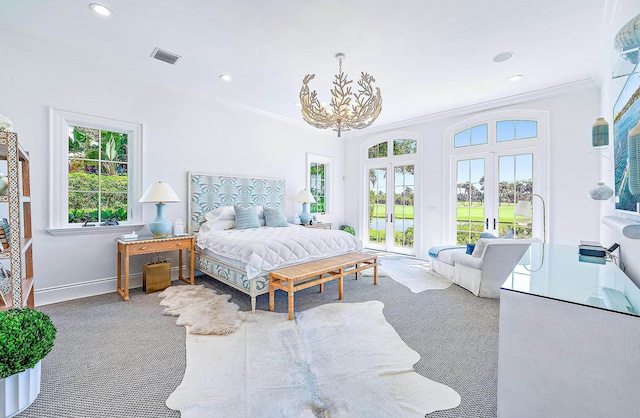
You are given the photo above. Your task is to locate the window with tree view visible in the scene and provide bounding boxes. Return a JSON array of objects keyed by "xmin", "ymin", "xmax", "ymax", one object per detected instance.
[
  {"xmin": 68, "ymin": 126, "xmax": 129, "ymax": 224},
  {"xmin": 310, "ymin": 162, "xmax": 326, "ymax": 214}
]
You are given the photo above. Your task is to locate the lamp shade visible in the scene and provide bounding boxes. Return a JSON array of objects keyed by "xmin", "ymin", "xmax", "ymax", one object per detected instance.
[
  {"xmin": 514, "ymin": 200, "xmax": 531, "ymax": 217},
  {"xmin": 295, "ymin": 189, "xmax": 316, "ymax": 203},
  {"xmin": 139, "ymin": 181, "xmax": 180, "ymax": 203}
]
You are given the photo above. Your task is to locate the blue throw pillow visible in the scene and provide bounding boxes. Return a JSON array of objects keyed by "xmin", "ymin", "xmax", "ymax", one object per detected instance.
[
  {"xmin": 234, "ymin": 205, "xmax": 260, "ymax": 229},
  {"xmin": 264, "ymin": 207, "xmax": 289, "ymax": 228},
  {"xmin": 466, "ymin": 243, "xmax": 476, "ymax": 254}
]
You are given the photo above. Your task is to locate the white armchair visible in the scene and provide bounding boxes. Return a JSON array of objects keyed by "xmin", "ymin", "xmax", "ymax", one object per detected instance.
[{"xmin": 430, "ymin": 239, "xmax": 532, "ymax": 298}]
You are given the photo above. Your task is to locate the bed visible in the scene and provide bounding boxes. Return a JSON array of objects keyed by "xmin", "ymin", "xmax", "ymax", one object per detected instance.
[{"xmin": 188, "ymin": 173, "xmax": 362, "ymax": 311}]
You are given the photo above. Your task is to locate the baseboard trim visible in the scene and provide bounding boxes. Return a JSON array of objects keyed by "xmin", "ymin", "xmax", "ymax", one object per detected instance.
[{"xmin": 34, "ymin": 266, "xmax": 185, "ymax": 306}]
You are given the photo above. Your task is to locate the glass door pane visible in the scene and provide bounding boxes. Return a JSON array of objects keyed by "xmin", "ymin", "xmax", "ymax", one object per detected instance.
[
  {"xmin": 498, "ymin": 153, "xmax": 534, "ymax": 239},
  {"xmin": 368, "ymin": 167, "xmax": 387, "ymax": 245},
  {"xmin": 392, "ymin": 164, "xmax": 414, "ymax": 250},
  {"xmin": 456, "ymin": 158, "xmax": 485, "ymax": 244}
]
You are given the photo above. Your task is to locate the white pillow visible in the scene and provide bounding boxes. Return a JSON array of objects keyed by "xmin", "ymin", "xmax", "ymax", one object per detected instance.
[
  {"xmin": 255, "ymin": 205, "xmax": 264, "ymax": 220},
  {"xmin": 205, "ymin": 205, "xmax": 264, "ymax": 221},
  {"xmin": 472, "ymin": 238, "xmax": 490, "ymax": 258},
  {"xmin": 204, "ymin": 206, "xmax": 235, "ymax": 222},
  {"xmin": 199, "ymin": 219, "xmax": 236, "ymax": 233}
]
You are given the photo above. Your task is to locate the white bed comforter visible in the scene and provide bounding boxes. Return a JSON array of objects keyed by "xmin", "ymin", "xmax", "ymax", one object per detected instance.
[{"xmin": 196, "ymin": 226, "xmax": 363, "ymax": 279}]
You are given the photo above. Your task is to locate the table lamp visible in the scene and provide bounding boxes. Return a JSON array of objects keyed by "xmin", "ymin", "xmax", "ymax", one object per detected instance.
[
  {"xmin": 295, "ymin": 189, "xmax": 316, "ymax": 224},
  {"xmin": 139, "ymin": 181, "xmax": 180, "ymax": 237}
]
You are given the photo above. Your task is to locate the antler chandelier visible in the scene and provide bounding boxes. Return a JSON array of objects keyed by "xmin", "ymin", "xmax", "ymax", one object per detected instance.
[{"xmin": 300, "ymin": 53, "xmax": 382, "ymax": 137}]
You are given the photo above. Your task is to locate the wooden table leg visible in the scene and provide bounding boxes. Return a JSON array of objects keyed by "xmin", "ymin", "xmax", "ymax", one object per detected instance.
[
  {"xmin": 269, "ymin": 274, "xmax": 275, "ymax": 311},
  {"xmin": 338, "ymin": 268, "xmax": 344, "ymax": 300},
  {"xmin": 178, "ymin": 248, "xmax": 184, "ymax": 281},
  {"xmin": 319, "ymin": 274, "xmax": 324, "ymax": 293},
  {"xmin": 189, "ymin": 241, "xmax": 195, "ymax": 284},
  {"xmin": 116, "ymin": 245, "xmax": 124, "ymax": 299},
  {"xmin": 122, "ymin": 247, "xmax": 130, "ymax": 301},
  {"xmin": 288, "ymin": 279, "xmax": 294, "ymax": 320},
  {"xmin": 373, "ymin": 258, "xmax": 378, "ymax": 285}
]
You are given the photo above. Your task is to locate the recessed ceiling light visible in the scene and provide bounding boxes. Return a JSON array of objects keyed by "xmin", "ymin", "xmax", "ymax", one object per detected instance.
[
  {"xmin": 89, "ymin": 3, "xmax": 113, "ymax": 16},
  {"xmin": 219, "ymin": 74, "xmax": 231, "ymax": 82},
  {"xmin": 509, "ymin": 74, "xmax": 524, "ymax": 82},
  {"xmin": 494, "ymin": 52, "xmax": 514, "ymax": 63}
]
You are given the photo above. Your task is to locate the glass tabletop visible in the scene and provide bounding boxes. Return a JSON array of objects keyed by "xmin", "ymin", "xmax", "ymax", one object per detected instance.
[{"xmin": 501, "ymin": 243, "xmax": 640, "ymax": 317}]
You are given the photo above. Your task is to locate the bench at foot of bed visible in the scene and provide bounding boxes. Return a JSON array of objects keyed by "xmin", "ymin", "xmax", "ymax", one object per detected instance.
[{"xmin": 269, "ymin": 253, "xmax": 378, "ymax": 320}]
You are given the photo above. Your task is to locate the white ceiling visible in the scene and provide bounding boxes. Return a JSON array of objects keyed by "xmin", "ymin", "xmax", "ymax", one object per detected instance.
[{"xmin": 0, "ymin": 0, "xmax": 611, "ymax": 131}]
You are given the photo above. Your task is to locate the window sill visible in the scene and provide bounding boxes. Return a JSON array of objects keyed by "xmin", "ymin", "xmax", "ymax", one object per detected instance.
[{"xmin": 46, "ymin": 224, "xmax": 145, "ymax": 237}]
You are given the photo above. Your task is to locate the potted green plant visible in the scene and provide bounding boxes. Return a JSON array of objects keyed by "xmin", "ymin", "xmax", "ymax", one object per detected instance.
[
  {"xmin": 0, "ymin": 308, "xmax": 56, "ymax": 417},
  {"xmin": 340, "ymin": 225, "xmax": 356, "ymax": 236}
]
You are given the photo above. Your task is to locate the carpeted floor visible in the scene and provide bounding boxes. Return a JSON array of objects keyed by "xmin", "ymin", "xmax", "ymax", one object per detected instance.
[{"xmin": 19, "ymin": 265, "xmax": 500, "ymax": 418}]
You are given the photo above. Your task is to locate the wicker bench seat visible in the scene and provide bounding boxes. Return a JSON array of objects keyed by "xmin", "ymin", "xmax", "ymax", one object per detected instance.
[{"xmin": 269, "ymin": 252, "xmax": 378, "ymax": 320}]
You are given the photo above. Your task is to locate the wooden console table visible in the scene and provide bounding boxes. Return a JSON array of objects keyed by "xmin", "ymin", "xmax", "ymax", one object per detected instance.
[
  {"xmin": 498, "ymin": 243, "xmax": 640, "ymax": 417},
  {"xmin": 116, "ymin": 235, "xmax": 195, "ymax": 301},
  {"xmin": 269, "ymin": 252, "xmax": 377, "ymax": 320}
]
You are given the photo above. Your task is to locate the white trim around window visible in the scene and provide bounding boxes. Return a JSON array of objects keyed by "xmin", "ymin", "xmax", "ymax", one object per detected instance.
[
  {"xmin": 47, "ymin": 107, "xmax": 144, "ymax": 236},
  {"xmin": 306, "ymin": 153, "xmax": 333, "ymax": 214},
  {"xmin": 443, "ymin": 109, "xmax": 550, "ymax": 243}
]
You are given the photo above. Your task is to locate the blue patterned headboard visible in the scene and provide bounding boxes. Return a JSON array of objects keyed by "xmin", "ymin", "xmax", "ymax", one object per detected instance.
[{"xmin": 188, "ymin": 173, "xmax": 286, "ymax": 232}]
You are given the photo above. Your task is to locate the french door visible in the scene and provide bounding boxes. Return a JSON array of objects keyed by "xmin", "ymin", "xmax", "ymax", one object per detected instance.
[
  {"xmin": 367, "ymin": 163, "xmax": 416, "ymax": 255},
  {"xmin": 453, "ymin": 150, "xmax": 538, "ymax": 244}
]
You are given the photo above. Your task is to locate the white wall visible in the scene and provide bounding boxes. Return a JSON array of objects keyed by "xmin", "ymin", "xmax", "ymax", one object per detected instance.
[
  {"xmin": 0, "ymin": 43, "xmax": 344, "ymax": 305},
  {"xmin": 598, "ymin": 0, "xmax": 640, "ymax": 287},
  {"xmin": 344, "ymin": 86, "xmax": 601, "ymax": 260}
]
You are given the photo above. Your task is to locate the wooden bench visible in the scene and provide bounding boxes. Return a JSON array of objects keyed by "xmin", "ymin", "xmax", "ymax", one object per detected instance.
[{"xmin": 269, "ymin": 252, "xmax": 378, "ymax": 320}]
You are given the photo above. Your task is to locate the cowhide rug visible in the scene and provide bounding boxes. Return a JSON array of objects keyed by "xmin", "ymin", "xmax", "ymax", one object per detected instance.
[
  {"xmin": 166, "ymin": 300, "xmax": 461, "ymax": 417},
  {"xmin": 158, "ymin": 285, "xmax": 245, "ymax": 335}
]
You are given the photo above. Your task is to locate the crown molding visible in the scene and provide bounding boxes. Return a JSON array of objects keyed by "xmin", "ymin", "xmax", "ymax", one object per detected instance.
[{"xmin": 342, "ymin": 78, "xmax": 599, "ymax": 139}]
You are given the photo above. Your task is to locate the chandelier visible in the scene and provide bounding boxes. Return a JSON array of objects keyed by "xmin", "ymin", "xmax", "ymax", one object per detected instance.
[{"xmin": 300, "ymin": 53, "xmax": 382, "ymax": 137}]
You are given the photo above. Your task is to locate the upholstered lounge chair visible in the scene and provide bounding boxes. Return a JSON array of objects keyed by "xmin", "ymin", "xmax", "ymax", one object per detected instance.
[{"xmin": 429, "ymin": 239, "xmax": 532, "ymax": 298}]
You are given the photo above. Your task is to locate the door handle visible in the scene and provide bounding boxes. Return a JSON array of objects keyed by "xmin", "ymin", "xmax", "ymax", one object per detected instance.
[
  {"xmin": 493, "ymin": 218, "xmax": 497, "ymax": 230},
  {"xmin": 486, "ymin": 218, "xmax": 489, "ymax": 229},
  {"xmin": 389, "ymin": 214, "xmax": 394, "ymax": 222}
]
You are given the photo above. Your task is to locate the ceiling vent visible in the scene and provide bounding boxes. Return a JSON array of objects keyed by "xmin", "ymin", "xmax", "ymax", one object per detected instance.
[{"xmin": 151, "ymin": 48, "xmax": 181, "ymax": 65}]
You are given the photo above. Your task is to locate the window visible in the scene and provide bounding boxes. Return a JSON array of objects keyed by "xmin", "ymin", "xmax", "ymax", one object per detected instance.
[
  {"xmin": 68, "ymin": 126, "xmax": 129, "ymax": 224},
  {"xmin": 307, "ymin": 154, "xmax": 332, "ymax": 214},
  {"xmin": 48, "ymin": 108, "xmax": 143, "ymax": 235},
  {"xmin": 310, "ymin": 162, "xmax": 326, "ymax": 213},
  {"xmin": 392, "ymin": 139, "xmax": 417, "ymax": 156},
  {"xmin": 454, "ymin": 124, "xmax": 488, "ymax": 148},
  {"xmin": 496, "ymin": 120, "xmax": 537, "ymax": 142},
  {"xmin": 445, "ymin": 110, "xmax": 548, "ymax": 244},
  {"xmin": 363, "ymin": 133, "xmax": 420, "ymax": 255},
  {"xmin": 367, "ymin": 142, "xmax": 388, "ymax": 158}
]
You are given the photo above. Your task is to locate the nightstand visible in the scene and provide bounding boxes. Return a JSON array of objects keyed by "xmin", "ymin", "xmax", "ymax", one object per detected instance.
[
  {"xmin": 116, "ymin": 235, "xmax": 195, "ymax": 301},
  {"xmin": 302, "ymin": 222, "xmax": 332, "ymax": 230}
]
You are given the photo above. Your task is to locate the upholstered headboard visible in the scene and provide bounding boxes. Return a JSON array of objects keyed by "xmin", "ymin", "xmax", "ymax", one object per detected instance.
[{"xmin": 188, "ymin": 173, "xmax": 286, "ymax": 233}]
